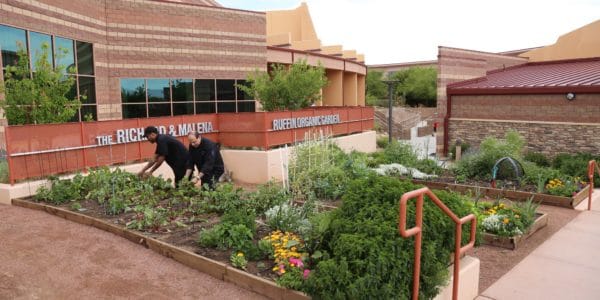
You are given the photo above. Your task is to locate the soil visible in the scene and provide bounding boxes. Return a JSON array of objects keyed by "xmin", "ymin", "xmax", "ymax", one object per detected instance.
[{"xmin": 0, "ymin": 204, "xmax": 266, "ymax": 300}]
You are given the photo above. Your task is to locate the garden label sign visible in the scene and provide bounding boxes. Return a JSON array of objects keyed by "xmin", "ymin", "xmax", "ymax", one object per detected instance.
[
  {"xmin": 95, "ymin": 122, "xmax": 214, "ymax": 146},
  {"xmin": 272, "ymin": 114, "xmax": 341, "ymax": 131}
]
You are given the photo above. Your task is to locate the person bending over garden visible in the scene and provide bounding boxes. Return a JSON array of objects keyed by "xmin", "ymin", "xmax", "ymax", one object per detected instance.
[
  {"xmin": 138, "ymin": 126, "xmax": 190, "ymax": 187},
  {"xmin": 184, "ymin": 132, "xmax": 225, "ymax": 189}
]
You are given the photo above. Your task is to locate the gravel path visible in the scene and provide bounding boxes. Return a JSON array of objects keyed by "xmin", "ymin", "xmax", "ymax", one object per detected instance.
[{"xmin": 0, "ymin": 204, "xmax": 267, "ymax": 300}]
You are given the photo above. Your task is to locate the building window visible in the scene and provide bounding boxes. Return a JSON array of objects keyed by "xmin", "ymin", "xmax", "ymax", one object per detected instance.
[
  {"xmin": 0, "ymin": 24, "xmax": 97, "ymax": 122},
  {"xmin": 121, "ymin": 78, "xmax": 255, "ymax": 119},
  {"xmin": 29, "ymin": 31, "xmax": 53, "ymax": 70},
  {"xmin": 76, "ymin": 41, "xmax": 94, "ymax": 75},
  {"xmin": 0, "ymin": 25, "xmax": 27, "ymax": 68}
]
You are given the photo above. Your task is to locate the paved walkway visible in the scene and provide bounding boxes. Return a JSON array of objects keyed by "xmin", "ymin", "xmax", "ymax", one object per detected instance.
[
  {"xmin": 0, "ymin": 204, "xmax": 266, "ymax": 300},
  {"xmin": 477, "ymin": 189, "xmax": 600, "ymax": 300}
]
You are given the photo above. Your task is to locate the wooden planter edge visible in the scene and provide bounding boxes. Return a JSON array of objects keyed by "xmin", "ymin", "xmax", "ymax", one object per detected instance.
[
  {"xmin": 11, "ymin": 198, "xmax": 310, "ymax": 300},
  {"xmin": 412, "ymin": 179, "xmax": 585, "ymax": 209},
  {"xmin": 481, "ymin": 212, "xmax": 549, "ymax": 250}
]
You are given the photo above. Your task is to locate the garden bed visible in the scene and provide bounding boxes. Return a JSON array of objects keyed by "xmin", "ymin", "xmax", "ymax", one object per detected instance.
[
  {"xmin": 412, "ymin": 179, "xmax": 589, "ymax": 209},
  {"xmin": 11, "ymin": 197, "xmax": 309, "ymax": 300},
  {"xmin": 481, "ymin": 212, "xmax": 549, "ymax": 250}
]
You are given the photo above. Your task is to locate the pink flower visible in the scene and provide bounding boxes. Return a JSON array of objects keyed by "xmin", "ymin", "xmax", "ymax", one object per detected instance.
[
  {"xmin": 303, "ymin": 269, "xmax": 311, "ymax": 279},
  {"xmin": 278, "ymin": 264, "xmax": 286, "ymax": 275},
  {"xmin": 289, "ymin": 257, "xmax": 303, "ymax": 268}
]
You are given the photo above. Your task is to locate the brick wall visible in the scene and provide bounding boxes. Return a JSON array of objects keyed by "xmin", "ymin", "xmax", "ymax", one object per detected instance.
[
  {"xmin": 452, "ymin": 94, "xmax": 600, "ymax": 123},
  {"xmin": 449, "ymin": 118, "xmax": 600, "ymax": 157},
  {"xmin": 0, "ymin": 0, "xmax": 266, "ymax": 120},
  {"xmin": 435, "ymin": 46, "xmax": 528, "ymax": 154}
]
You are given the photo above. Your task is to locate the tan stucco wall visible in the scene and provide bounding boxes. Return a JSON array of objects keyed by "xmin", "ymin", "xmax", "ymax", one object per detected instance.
[
  {"xmin": 323, "ymin": 69, "xmax": 344, "ymax": 106},
  {"xmin": 222, "ymin": 131, "xmax": 376, "ymax": 184},
  {"xmin": 343, "ymin": 73, "xmax": 358, "ymax": 106},
  {"xmin": 521, "ymin": 20, "xmax": 600, "ymax": 61},
  {"xmin": 357, "ymin": 74, "xmax": 366, "ymax": 106},
  {"xmin": 267, "ymin": 3, "xmax": 319, "ymax": 46}
]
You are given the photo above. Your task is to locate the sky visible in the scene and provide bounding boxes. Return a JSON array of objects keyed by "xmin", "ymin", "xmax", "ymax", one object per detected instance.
[{"xmin": 217, "ymin": 0, "xmax": 600, "ymax": 65}]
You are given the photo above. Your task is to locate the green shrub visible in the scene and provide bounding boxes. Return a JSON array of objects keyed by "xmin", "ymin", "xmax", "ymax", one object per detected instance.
[
  {"xmin": 448, "ymin": 141, "xmax": 470, "ymax": 160},
  {"xmin": 381, "ymin": 140, "xmax": 419, "ymax": 166},
  {"xmin": 453, "ymin": 130, "xmax": 525, "ymax": 180},
  {"xmin": 524, "ymin": 151, "xmax": 550, "ymax": 167},
  {"xmin": 303, "ymin": 174, "xmax": 475, "ymax": 299},
  {"xmin": 376, "ymin": 136, "xmax": 389, "ymax": 149}
]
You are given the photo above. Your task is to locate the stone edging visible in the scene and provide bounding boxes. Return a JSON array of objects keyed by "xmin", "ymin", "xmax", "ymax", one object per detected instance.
[
  {"xmin": 11, "ymin": 199, "xmax": 310, "ymax": 300},
  {"xmin": 412, "ymin": 180, "xmax": 590, "ymax": 209}
]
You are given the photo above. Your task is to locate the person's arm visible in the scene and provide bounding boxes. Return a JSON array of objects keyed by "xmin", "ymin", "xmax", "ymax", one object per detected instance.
[
  {"xmin": 138, "ymin": 154, "xmax": 165, "ymax": 178},
  {"xmin": 138, "ymin": 155, "xmax": 157, "ymax": 177}
]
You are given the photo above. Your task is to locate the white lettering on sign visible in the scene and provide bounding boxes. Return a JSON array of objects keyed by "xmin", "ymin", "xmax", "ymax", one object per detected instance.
[
  {"xmin": 95, "ymin": 122, "xmax": 215, "ymax": 146},
  {"xmin": 272, "ymin": 114, "xmax": 341, "ymax": 131}
]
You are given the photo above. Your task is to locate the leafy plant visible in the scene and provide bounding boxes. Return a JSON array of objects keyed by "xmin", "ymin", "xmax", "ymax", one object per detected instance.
[
  {"xmin": 524, "ymin": 151, "xmax": 550, "ymax": 167},
  {"xmin": 238, "ymin": 60, "xmax": 327, "ymax": 111},
  {"xmin": 1, "ymin": 42, "xmax": 80, "ymax": 125},
  {"xmin": 265, "ymin": 203, "xmax": 311, "ymax": 235},
  {"xmin": 246, "ymin": 181, "xmax": 290, "ymax": 216},
  {"xmin": 230, "ymin": 252, "xmax": 248, "ymax": 270},
  {"xmin": 304, "ymin": 174, "xmax": 475, "ymax": 299}
]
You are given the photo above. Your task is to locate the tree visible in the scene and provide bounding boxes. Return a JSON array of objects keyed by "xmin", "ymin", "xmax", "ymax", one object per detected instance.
[
  {"xmin": 238, "ymin": 60, "xmax": 328, "ymax": 111},
  {"xmin": 389, "ymin": 67, "xmax": 437, "ymax": 107},
  {"xmin": 365, "ymin": 70, "xmax": 387, "ymax": 105},
  {"xmin": 1, "ymin": 42, "xmax": 80, "ymax": 125}
]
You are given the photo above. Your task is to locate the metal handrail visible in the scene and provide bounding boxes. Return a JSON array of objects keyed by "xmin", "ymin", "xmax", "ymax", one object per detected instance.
[
  {"xmin": 398, "ymin": 187, "xmax": 477, "ymax": 300},
  {"xmin": 587, "ymin": 160, "xmax": 600, "ymax": 210}
]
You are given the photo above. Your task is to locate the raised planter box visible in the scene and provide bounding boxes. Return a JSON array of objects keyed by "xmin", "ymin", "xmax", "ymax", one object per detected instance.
[
  {"xmin": 412, "ymin": 180, "xmax": 590, "ymax": 209},
  {"xmin": 481, "ymin": 212, "xmax": 549, "ymax": 250},
  {"xmin": 11, "ymin": 198, "xmax": 309, "ymax": 300}
]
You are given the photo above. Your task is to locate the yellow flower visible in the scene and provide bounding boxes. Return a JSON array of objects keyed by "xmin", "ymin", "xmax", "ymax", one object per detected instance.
[
  {"xmin": 237, "ymin": 252, "xmax": 244, "ymax": 257},
  {"xmin": 503, "ymin": 218, "xmax": 510, "ymax": 224}
]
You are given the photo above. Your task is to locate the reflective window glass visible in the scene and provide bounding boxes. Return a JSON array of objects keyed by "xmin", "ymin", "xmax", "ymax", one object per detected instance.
[
  {"xmin": 79, "ymin": 76, "xmax": 96, "ymax": 104},
  {"xmin": 81, "ymin": 105, "xmax": 97, "ymax": 121},
  {"xmin": 54, "ymin": 37, "xmax": 75, "ymax": 73},
  {"xmin": 173, "ymin": 103, "xmax": 194, "ymax": 115},
  {"xmin": 76, "ymin": 41, "xmax": 94, "ymax": 75},
  {"xmin": 149, "ymin": 103, "xmax": 171, "ymax": 117},
  {"xmin": 217, "ymin": 101, "xmax": 236, "ymax": 113},
  {"xmin": 196, "ymin": 102, "xmax": 216, "ymax": 114},
  {"xmin": 121, "ymin": 78, "xmax": 146, "ymax": 103},
  {"xmin": 147, "ymin": 79, "xmax": 170, "ymax": 102},
  {"xmin": 65, "ymin": 75, "xmax": 78, "ymax": 101},
  {"xmin": 195, "ymin": 79, "xmax": 215, "ymax": 101},
  {"xmin": 236, "ymin": 80, "xmax": 251, "ymax": 100},
  {"xmin": 172, "ymin": 79, "xmax": 193, "ymax": 102},
  {"xmin": 237, "ymin": 101, "xmax": 256, "ymax": 113},
  {"xmin": 122, "ymin": 104, "xmax": 147, "ymax": 119},
  {"xmin": 217, "ymin": 79, "xmax": 235, "ymax": 100},
  {"xmin": 0, "ymin": 25, "xmax": 26, "ymax": 68},
  {"xmin": 29, "ymin": 31, "xmax": 53, "ymax": 70}
]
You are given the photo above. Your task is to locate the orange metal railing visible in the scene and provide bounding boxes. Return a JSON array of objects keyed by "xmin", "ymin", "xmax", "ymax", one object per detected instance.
[
  {"xmin": 398, "ymin": 187, "xmax": 477, "ymax": 300},
  {"xmin": 587, "ymin": 160, "xmax": 600, "ymax": 210}
]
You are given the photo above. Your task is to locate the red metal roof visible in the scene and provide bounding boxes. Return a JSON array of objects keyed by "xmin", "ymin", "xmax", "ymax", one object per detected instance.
[{"xmin": 448, "ymin": 57, "xmax": 600, "ymax": 95}]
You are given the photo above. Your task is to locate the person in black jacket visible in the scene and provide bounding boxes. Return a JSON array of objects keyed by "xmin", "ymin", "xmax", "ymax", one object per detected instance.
[
  {"xmin": 184, "ymin": 132, "xmax": 225, "ymax": 189},
  {"xmin": 138, "ymin": 126, "xmax": 190, "ymax": 187}
]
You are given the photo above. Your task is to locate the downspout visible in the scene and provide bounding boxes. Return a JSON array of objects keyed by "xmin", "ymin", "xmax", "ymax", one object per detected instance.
[{"xmin": 443, "ymin": 94, "xmax": 452, "ymax": 157}]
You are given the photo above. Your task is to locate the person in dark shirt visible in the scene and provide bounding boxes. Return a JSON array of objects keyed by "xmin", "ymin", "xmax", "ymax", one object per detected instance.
[
  {"xmin": 184, "ymin": 132, "xmax": 225, "ymax": 189},
  {"xmin": 138, "ymin": 126, "xmax": 190, "ymax": 187}
]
